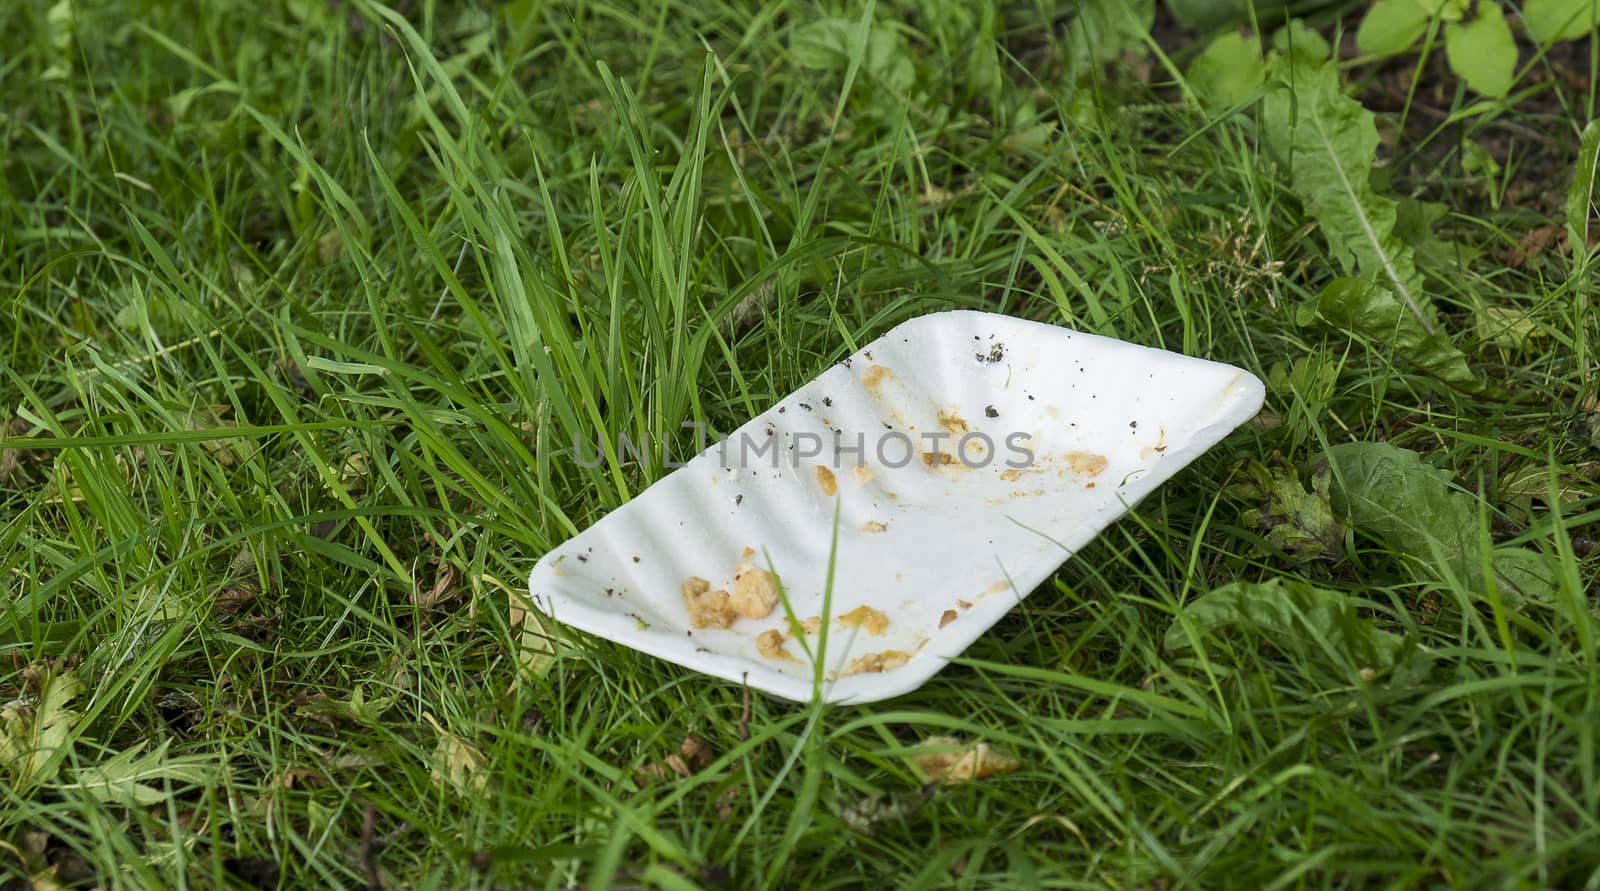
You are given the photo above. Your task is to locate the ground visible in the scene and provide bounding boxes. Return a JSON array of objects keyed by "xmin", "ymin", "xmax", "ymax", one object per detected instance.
[{"xmin": 2, "ymin": 1, "xmax": 1599, "ymax": 888}]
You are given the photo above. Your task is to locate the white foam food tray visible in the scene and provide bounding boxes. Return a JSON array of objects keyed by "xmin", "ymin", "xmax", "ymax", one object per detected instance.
[{"xmin": 527, "ymin": 311, "xmax": 1264, "ymax": 703}]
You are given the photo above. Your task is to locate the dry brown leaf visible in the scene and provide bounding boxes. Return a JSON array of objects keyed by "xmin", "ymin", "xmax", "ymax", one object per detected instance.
[
  {"xmin": 633, "ymin": 734, "xmax": 716, "ymax": 786},
  {"xmin": 502, "ymin": 576, "xmax": 557, "ymax": 680},
  {"xmin": 425, "ymin": 714, "xmax": 487, "ymax": 797},
  {"xmin": 912, "ymin": 736, "xmax": 1020, "ymax": 785},
  {"xmin": 414, "ymin": 561, "xmax": 461, "ymax": 612},
  {"xmin": 1507, "ymin": 224, "xmax": 1566, "ymax": 268}
]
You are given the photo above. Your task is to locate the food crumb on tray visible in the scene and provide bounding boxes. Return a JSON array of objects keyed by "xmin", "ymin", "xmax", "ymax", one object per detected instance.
[
  {"xmin": 862, "ymin": 520, "xmax": 888, "ymax": 533},
  {"xmin": 681, "ymin": 576, "xmax": 736, "ymax": 629},
  {"xmin": 756, "ymin": 629, "xmax": 794, "ymax": 661},
  {"xmin": 729, "ymin": 549, "xmax": 778, "ymax": 618},
  {"xmin": 816, "ymin": 465, "xmax": 837, "ymax": 496}
]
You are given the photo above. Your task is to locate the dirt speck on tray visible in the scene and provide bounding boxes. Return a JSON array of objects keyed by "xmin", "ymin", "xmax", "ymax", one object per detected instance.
[
  {"xmin": 938, "ymin": 410, "xmax": 968, "ymax": 433},
  {"xmin": 838, "ymin": 604, "xmax": 890, "ymax": 635},
  {"xmin": 862, "ymin": 520, "xmax": 888, "ymax": 533},
  {"xmin": 843, "ymin": 650, "xmax": 911, "ymax": 675},
  {"xmin": 921, "ymin": 451, "xmax": 954, "ymax": 467},
  {"xmin": 756, "ymin": 629, "xmax": 794, "ymax": 660},
  {"xmin": 816, "ymin": 465, "xmax": 837, "ymax": 496},
  {"xmin": 1066, "ymin": 451, "xmax": 1107, "ymax": 477},
  {"xmin": 939, "ymin": 609, "xmax": 958, "ymax": 628},
  {"xmin": 851, "ymin": 465, "xmax": 876, "ymax": 487},
  {"xmin": 682, "ymin": 577, "xmax": 736, "ymax": 629},
  {"xmin": 730, "ymin": 553, "xmax": 779, "ymax": 618}
]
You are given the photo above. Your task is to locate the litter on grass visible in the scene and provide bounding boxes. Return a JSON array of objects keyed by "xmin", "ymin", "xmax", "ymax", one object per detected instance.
[{"xmin": 526, "ymin": 311, "xmax": 1264, "ymax": 703}]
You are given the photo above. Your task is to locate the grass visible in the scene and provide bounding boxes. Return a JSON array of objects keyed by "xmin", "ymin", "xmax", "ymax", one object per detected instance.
[{"xmin": 2, "ymin": 0, "xmax": 1598, "ymax": 887}]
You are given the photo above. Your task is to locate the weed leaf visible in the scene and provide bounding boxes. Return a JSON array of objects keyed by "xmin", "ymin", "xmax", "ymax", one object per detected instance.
[
  {"xmin": 1262, "ymin": 59, "xmax": 1434, "ymax": 333},
  {"xmin": 1186, "ymin": 31, "xmax": 1264, "ymax": 110},
  {"xmin": 1300, "ymin": 278, "xmax": 1479, "ymax": 391},
  {"xmin": 1523, "ymin": 0, "xmax": 1600, "ymax": 44},
  {"xmin": 1234, "ymin": 460, "xmax": 1343, "ymax": 562},
  {"xmin": 1565, "ymin": 119, "xmax": 1600, "ymax": 256},
  {"xmin": 1166, "ymin": 578, "xmax": 1404, "ymax": 670},
  {"xmin": 1445, "ymin": 4, "xmax": 1518, "ymax": 98},
  {"xmin": 58, "ymin": 741, "xmax": 218, "ymax": 806},
  {"xmin": 1327, "ymin": 442, "xmax": 1556, "ymax": 602},
  {"xmin": 1356, "ymin": 0, "xmax": 1431, "ymax": 56}
]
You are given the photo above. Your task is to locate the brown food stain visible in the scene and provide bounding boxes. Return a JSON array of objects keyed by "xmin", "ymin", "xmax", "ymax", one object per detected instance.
[
  {"xmin": 682, "ymin": 577, "xmax": 736, "ymax": 629},
  {"xmin": 862, "ymin": 365, "xmax": 892, "ymax": 389},
  {"xmin": 921, "ymin": 451, "xmax": 954, "ymax": 467},
  {"xmin": 939, "ymin": 609, "xmax": 958, "ymax": 628},
  {"xmin": 838, "ymin": 604, "xmax": 890, "ymax": 635},
  {"xmin": 938, "ymin": 410, "xmax": 969, "ymax": 434},
  {"xmin": 851, "ymin": 465, "xmax": 876, "ymax": 487},
  {"xmin": 1067, "ymin": 452, "xmax": 1107, "ymax": 477},
  {"xmin": 987, "ymin": 580, "xmax": 1009, "ymax": 594},
  {"xmin": 816, "ymin": 465, "xmax": 837, "ymax": 496},
  {"xmin": 862, "ymin": 520, "xmax": 888, "ymax": 533},
  {"xmin": 842, "ymin": 649, "xmax": 911, "ymax": 675},
  {"xmin": 957, "ymin": 599, "xmax": 973, "ymax": 609},
  {"xmin": 998, "ymin": 468, "xmax": 1028, "ymax": 481}
]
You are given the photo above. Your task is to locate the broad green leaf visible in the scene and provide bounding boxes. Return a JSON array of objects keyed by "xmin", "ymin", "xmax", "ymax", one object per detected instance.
[
  {"xmin": 1262, "ymin": 61, "xmax": 1433, "ymax": 333},
  {"xmin": 1423, "ymin": 0, "xmax": 1470, "ymax": 23},
  {"xmin": 1488, "ymin": 548, "xmax": 1559, "ymax": 603},
  {"xmin": 907, "ymin": 0, "xmax": 1003, "ymax": 98},
  {"xmin": 1186, "ymin": 31, "xmax": 1264, "ymax": 110},
  {"xmin": 1446, "ymin": 4, "xmax": 1517, "ymax": 98},
  {"xmin": 1234, "ymin": 460, "xmax": 1343, "ymax": 562},
  {"xmin": 1165, "ymin": 579, "xmax": 1404, "ymax": 670},
  {"xmin": 790, "ymin": 17, "xmax": 915, "ymax": 93},
  {"xmin": 1357, "ymin": 0, "xmax": 1430, "ymax": 56},
  {"xmin": 1566, "ymin": 120, "xmax": 1600, "ymax": 255},
  {"xmin": 1524, "ymin": 0, "xmax": 1600, "ymax": 43},
  {"xmin": 1394, "ymin": 197, "xmax": 1478, "ymax": 266},
  {"xmin": 1300, "ymin": 278, "xmax": 1478, "ymax": 392},
  {"xmin": 1166, "ymin": 0, "xmax": 1290, "ymax": 29},
  {"xmin": 1328, "ymin": 441, "xmax": 1477, "ymax": 588},
  {"xmin": 0, "ymin": 669, "xmax": 82, "ymax": 789},
  {"xmin": 1475, "ymin": 305, "xmax": 1542, "ymax": 350},
  {"xmin": 1063, "ymin": 0, "xmax": 1155, "ymax": 80},
  {"xmin": 1272, "ymin": 19, "xmax": 1332, "ymax": 64},
  {"xmin": 1326, "ymin": 442, "xmax": 1555, "ymax": 602},
  {"xmin": 1497, "ymin": 462, "xmax": 1598, "ymax": 523},
  {"xmin": 59, "ymin": 742, "xmax": 219, "ymax": 806}
]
